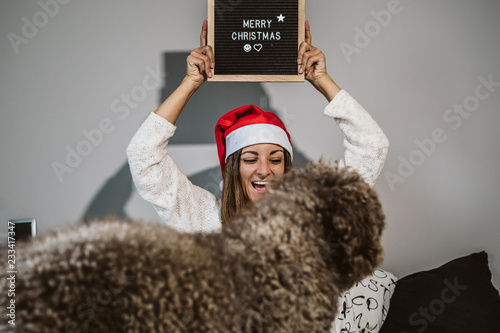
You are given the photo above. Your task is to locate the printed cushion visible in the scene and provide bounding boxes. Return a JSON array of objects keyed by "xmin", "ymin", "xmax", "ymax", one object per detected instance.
[{"xmin": 331, "ymin": 268, "xmax": 398, "ymax": 333}]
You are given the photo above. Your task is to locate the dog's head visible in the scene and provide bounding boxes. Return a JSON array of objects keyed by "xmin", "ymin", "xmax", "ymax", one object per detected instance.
[{"xmin": 265, "ymin": 161, "xmax": 386, "ymax": 291}]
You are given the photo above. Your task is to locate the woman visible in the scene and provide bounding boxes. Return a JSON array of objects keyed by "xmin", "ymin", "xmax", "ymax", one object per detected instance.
[
  {"xmin": 127, "ymin": 20, "xmax": 392, "ymax": 332},
  {"xmin": 126, "ymin": 20, "xmax": 389, "ymax": 232}
]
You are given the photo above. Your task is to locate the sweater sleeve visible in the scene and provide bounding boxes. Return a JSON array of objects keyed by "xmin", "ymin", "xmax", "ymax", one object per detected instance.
[
  {"xmin": 323, "ymin": 90, "xmax": 389, "ymax": 187},
  {"xmin": 126, "ymin": 112, "xmax": 222, "ymax": 233}
]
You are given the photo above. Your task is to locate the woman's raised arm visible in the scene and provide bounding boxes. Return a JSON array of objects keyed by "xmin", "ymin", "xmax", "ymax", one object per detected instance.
[
  {"xmin": 126, "ymin": 21, "xmax": 221, "ymax": 233},
  {"xmin": 297, "ymin": 21, "xmax": 389, "ymax": 186}
]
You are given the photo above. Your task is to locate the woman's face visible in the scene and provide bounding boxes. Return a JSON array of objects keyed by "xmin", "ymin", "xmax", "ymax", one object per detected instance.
[{"xmin": 239, "ymin": 143, "xmax": 285, "ymax": 202}]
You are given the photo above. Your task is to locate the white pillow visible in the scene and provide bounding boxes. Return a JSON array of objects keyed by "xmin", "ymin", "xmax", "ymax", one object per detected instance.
[{"xmin": 330, "ymin": 269, "xmax": 398, "ymax": 333}]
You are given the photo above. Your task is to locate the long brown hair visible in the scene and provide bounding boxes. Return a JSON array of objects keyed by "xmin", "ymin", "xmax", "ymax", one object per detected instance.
[{"xmin": 220, "ymin": 148, "xmax": 293, "ymax": 226}]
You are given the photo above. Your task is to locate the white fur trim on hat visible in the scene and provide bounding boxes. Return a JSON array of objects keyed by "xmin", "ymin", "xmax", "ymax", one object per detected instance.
[{"xmin": 225, "ymin": 123, "xmax": 293, "ymax": 161}]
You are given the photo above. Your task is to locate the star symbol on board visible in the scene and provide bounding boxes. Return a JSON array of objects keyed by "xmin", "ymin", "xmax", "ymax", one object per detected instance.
[{"xmin": 277, "ymin": 14, "xmax": 285, "ymax": 22}]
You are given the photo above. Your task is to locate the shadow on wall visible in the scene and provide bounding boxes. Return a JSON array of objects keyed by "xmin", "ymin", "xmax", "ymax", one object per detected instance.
[
  {"xmin": 83, "ymin": 163, "xmax": 133, "ymax": 222},
  {"xmin": 82, "ymin": 52, "xmax": 309, "ymax": 222}
]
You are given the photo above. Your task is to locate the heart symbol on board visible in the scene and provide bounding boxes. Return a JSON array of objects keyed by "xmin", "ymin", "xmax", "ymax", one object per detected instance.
[{"xmin": 253, "ymin": 44, "xmax": 263, "ymax": 52}]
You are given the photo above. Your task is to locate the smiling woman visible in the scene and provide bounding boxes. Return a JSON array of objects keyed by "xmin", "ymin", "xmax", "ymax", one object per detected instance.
[
  {"xmin": 126, "ymin": 20, "xmax": 390, "ymax": 232},
  {"xmin": 126, "ymin": 19, "xmax": 391, "ymax": 332},
  {"xmin": 221, "ymin": 143, "xmax": 293, "ymax": 223},
  {"xmin": 214, "ymin": 104, "xmax": 294, "ymax": 221},
  {"xmin": 239, "ymin": 145, "xmax": 286, "ymax": 200}
]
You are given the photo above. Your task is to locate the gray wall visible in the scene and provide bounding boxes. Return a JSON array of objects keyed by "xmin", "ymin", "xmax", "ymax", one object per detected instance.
[{"xmin": 1, "ymin": 0, "xmax": 499, "ymax": 288}]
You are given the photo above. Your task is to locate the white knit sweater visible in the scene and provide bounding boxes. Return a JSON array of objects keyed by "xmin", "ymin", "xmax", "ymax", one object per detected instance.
[{"xmin": 126, "ymin": 89, "xmax": 389, "ymax": 233}]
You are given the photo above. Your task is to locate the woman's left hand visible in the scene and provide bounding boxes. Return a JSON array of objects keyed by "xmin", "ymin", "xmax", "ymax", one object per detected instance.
[
  {"xmin": 298, "ymin": 21, "xmax": 341, "ymax": 102},
  {"xmin": 298, "ymin": 21, "xmax": 328, "ymax": 85}
]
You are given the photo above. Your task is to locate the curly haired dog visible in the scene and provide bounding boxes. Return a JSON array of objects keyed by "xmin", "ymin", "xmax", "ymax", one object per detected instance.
[{"xmin": 0, "ymin": 162, "xmax": 385, "ymax": 333}]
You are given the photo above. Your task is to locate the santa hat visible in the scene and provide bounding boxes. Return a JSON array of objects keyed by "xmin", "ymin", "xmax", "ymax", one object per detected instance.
[{"xmin": 215, "ymin": 105, "xmax": 293, "ymax": 177}]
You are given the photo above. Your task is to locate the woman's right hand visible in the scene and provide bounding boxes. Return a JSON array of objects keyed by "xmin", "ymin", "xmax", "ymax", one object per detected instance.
[{"xmin": 186, "ymin": 20, "xmax": 215, "ymax": 88}]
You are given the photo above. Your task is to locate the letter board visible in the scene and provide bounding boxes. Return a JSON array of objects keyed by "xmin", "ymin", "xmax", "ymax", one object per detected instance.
[{"xmin": 208, "ymin": 0, "xmax": 305, "ymax": 82}]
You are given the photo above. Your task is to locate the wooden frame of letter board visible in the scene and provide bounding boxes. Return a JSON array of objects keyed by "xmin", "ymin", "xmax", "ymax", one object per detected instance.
[{"xmin": 208, "ymin": 0, "xmax": 305, "ymax": 82}]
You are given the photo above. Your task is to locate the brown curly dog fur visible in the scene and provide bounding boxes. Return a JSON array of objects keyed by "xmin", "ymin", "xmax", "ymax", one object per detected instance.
[{"xmin": 0, "ymin": 161, "xmax": 385, "ymax": 333}]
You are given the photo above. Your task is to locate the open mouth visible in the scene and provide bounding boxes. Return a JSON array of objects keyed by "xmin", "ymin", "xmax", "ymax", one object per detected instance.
[{"xmin": 251, "ymin": 181, "xmax": 268, "ymax": 192}]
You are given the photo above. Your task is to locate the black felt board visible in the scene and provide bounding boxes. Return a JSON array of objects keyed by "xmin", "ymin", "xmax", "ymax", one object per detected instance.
[{"xmin": 208, "ymin": 0, "xmax": 305, "ymax": 82}]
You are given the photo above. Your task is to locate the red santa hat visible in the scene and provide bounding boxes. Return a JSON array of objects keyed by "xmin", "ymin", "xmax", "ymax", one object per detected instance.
[{"xmin": 215, "ymin": 105, "xmax": 293, "ymax": 177}]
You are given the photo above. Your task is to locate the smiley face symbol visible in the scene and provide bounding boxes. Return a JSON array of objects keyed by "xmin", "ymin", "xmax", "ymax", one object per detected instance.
[{"xmin": 243, "ymin": 44, "xmax": 252, "ymax": 52}]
